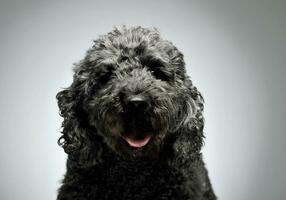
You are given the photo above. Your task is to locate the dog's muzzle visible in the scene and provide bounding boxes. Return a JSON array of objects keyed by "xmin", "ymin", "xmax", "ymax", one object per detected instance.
[{"xmin": 121, "ymin": 95, "xmax": 153, "ymax": 148}]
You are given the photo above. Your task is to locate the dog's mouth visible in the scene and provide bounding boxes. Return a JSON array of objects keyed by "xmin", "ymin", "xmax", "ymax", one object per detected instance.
[{"xmin": 121, "ymin": 131, "xmax": 152, "ymax": 148}]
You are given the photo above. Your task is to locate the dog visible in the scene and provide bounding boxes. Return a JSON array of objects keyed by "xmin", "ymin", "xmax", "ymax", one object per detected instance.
[{"xmin": 56, "ymin": 26, "xmax": 216, "ymax": 200}]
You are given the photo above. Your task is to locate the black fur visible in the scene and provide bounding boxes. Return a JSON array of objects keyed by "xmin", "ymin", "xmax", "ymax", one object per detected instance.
[{"xmin": 56, "ymin": 26, "xmax": 216, "ymax": 200}]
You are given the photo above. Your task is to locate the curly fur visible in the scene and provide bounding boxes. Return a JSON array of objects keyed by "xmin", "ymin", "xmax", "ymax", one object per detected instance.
[{"xmin": 56, "ymin": 26, "xmax": 216, "ymax": 200}]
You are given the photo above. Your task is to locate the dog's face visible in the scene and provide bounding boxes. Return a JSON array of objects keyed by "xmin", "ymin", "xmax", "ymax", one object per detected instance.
[{"xmin": 57, "ymin": 27, "xmax": 202, "ymax": 160}]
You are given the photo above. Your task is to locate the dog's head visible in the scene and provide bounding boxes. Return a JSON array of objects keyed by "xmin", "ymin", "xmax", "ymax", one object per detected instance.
[{"xmin": 57, "ymin": 26, "xmax": 204, "ymax": 161}]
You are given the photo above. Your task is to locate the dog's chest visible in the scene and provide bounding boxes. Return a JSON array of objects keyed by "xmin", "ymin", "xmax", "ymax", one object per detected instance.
[{"xmin": 85, "ymin": 161, "xmax": 188, "ymax": 199}]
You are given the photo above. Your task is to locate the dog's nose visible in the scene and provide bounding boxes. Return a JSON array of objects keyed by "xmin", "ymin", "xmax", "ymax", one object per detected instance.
[{"xmin": 126, "ymin": 95, "xmax": 149, "ymax": 112}]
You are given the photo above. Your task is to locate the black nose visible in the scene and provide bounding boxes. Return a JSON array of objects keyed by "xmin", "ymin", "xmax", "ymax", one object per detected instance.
[{"xmin": 125, "ymin": 95, "xmax": 149, "ymax": 112}]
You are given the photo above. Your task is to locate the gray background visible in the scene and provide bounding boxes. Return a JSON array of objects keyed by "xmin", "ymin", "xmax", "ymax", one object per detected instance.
[{"xmin": 0, "ymin": 0, "xmax": 285, "ymax": 200}]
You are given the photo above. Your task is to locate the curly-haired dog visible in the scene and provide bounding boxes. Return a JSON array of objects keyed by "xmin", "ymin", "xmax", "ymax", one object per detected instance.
[{"xmin": 56, "ymin": 26, "xmax": 216, "ymax": 200}]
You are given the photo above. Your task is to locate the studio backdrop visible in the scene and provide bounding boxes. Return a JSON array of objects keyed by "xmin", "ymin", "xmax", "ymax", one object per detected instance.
[{"xmin": 0, "ymin": 0, "xmax": 285, "ymax": 200}]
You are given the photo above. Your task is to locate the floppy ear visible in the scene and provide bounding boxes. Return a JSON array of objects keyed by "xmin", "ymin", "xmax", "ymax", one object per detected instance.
[
  {"xmin": 56, "ymin": 63, "xmax": 93, "ymax": 155},
  {"xmin": 56, "ymin": 86, "xmax": 86, "ymax": 154},
  {"xmin": 176, "ymin": 77, "xmax": 205, "ymax": 151}
]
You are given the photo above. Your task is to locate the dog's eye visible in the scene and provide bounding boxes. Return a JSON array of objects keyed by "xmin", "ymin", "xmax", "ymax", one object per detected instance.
[
  {"xmin": 98, "ymin": 71, "xmax": 112, "ymax": 85},
  {"xmin": 98, "ymin": 64, "xmax": 114, "ymax": 85},
  {"xmin": 150, "ymin": 68, "xmax": 171, "ymax": 82},
  {"xmin": 143, "ymin": 58, "xmax": 172, "ymax": 82}
]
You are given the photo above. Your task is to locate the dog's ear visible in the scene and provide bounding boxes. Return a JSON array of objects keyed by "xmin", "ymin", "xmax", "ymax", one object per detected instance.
[
  {"xmin": 177, "ymin": 77, "xmax": 205, "ymax": 148},
  {"xmin": 56, "ymin": 64, "xmax": 92, "ymax": 155}
]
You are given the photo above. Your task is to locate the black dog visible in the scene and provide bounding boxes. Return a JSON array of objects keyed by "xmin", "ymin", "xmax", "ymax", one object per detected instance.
[{"xmin": 56, "ymin": 26, "xmax": 216, "ymax": 200}]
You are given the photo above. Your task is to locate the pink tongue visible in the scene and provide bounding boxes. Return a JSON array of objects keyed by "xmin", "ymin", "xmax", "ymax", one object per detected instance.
[{"xmin": 122, "ymin": 134, "xmax": 152, "ymax": 148}]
